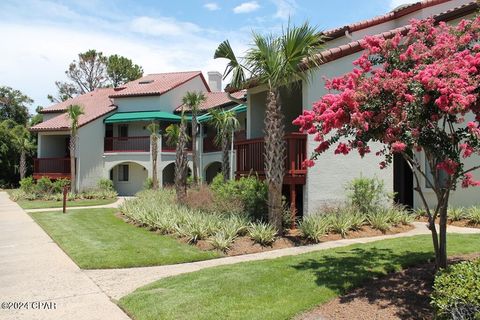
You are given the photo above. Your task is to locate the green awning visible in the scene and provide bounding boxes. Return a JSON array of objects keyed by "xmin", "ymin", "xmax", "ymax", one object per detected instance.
[{"xmin": 104, "ymin": 111, "xmax": 182, "ymax": 123}]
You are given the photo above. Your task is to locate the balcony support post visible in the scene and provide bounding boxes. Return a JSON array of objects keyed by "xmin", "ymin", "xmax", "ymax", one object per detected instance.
[{"xmin": 289, "ymin": 183, "xmax": 297, "ymax": 229}]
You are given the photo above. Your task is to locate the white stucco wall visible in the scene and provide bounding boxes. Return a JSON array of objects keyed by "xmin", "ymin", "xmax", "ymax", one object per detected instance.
[
  {"xmin": 37, "ymin": 132, "xmax": 69, "ymax": 158},
  {"xmin": 111, "ymin": 162, "xmax": 148, "ymax": 196},
  {"xmin": 302, "ymin": 54, "xmax": 394, "ymax": 215}
]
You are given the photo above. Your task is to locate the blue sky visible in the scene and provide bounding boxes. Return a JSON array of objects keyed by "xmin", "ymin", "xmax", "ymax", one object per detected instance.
[{"xmin": 0, "ymin": 0, "xmax": 415, "ymax": 111}]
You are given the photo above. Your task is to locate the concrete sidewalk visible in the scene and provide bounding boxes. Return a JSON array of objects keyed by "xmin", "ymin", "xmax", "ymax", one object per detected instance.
[
  {"xmin": 0, "ymin": 192, "xmax": 130, "ymax": 320},
  {"xmin": 85, "ymin": 221, "xmax": 480, "ymax": 300},
  {"xmin": 24, "ymin": 197, "xmax": 129, "ymax": 213}
]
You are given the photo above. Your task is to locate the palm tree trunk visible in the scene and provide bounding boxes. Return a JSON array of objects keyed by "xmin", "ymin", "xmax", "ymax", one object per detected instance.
[
  {"xmin": 175, "ymin": 120, "xmax": 188, "ymax": 203},
  {"xmin": 264, "ymin": 90, "xmax": 285, "ymax": 234},
  {"xmin": 221, "ymin": 134, "xmax": 229, "ymax": 182},
  {"xmin": 192, "ymin": 117, "xmax": 198, "ymax": 185},
  {"xmin": 19, "ymin": 150, "xmax": 26, "ymax": 180},
  {"xmin": 69, "ymin": 135, "xmax": 76, "ymax": 194},
  {"xmin": 151, "ymin": 134, "xmax": 158, "ymax": 190}
]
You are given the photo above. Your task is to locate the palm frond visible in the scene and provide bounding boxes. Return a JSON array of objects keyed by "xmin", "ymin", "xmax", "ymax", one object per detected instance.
[{"xmin": 214, "ymin": 40, "xmax": 247, "ymax": 89}]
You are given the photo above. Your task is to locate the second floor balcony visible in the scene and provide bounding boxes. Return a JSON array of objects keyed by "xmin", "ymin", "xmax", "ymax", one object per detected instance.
[{"xmin": 104, "ymin": 136, "xmax": 150, "ymax": 153}]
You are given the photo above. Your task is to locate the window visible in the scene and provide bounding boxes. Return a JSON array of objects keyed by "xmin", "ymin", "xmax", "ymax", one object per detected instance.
[
  {"xmin": 425, "ymin": 158, "xmax": 448, "ymax": 189},
  {"xmin": 118, "ymin": 125, "xmax": 128, "ymax": 138},
  {"xmin": 118, "ymin": 164, "xmax": 129, "ymax": 182}
]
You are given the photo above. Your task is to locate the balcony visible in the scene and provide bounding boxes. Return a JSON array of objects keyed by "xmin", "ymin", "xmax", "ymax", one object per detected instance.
[
  {"xmin": 104, "ymin": 136, "xmax": 150, "ymax": 153},
  {"xmin": 203, "ymin": 130, "xmax": 247, "ymax": 153},
  {"xmin": 33, "ymin": 158, "xmax": 71, "ymax": 180},
  {"xmin": 234, "ymin": 133, "xmax": 307, "ymax": 184}
]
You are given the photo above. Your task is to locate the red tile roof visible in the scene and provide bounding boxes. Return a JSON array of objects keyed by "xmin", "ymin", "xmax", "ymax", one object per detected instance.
[
  {"xmin": 30, "ymin": 88, "xmax": 117, "ymax": 132},
  {"xmin": 175, "ymin": 90, "xmax": 246, "ymax": 112},
  {"xmin": 323, "ymin": 0, "xmax": 452, "ymax": 40},
  {"xmin": 109, "ymin": 71, "xmax": 210, "ymax": 98}
]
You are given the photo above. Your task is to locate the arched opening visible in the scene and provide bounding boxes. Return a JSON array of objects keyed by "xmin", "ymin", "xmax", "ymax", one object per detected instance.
[
  {"xmin": 162, "ymin": 163, "xmax": 176, "ymax": 187},
  {"xmin": 205, "ymin": 161, "xmax": 222, "ymax": 184},
  {"xmin": 111, "ymin": 162, "xmax": 148, "ymax": 196}
]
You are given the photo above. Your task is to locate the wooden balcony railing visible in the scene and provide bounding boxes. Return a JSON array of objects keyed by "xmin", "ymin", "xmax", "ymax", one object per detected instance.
[
  {"xmin": 161, "ymin": 135, "xmax": 192, "ymax": 152},
  {"xmin": 104, "ymin": 136, "xmax": 150, "ymax": 152},
  {"xmin": 203, "ymin": 130, "xmax": 247, "ymax": 153},
  {"xmin": 33, "ymin": 158, "xmax": 71, "ymax": 180},
  {"xmin": 234, "ymin": 133, "xmax": 307, "ymax": 184}
]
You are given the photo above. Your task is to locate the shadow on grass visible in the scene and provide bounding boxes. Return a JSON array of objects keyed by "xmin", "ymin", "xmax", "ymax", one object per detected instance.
[{"xmin": 292, "ymin": 247, "xmax": 434, "ymax": 319}]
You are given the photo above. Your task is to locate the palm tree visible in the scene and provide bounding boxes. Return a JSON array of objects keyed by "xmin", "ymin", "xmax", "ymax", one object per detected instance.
[
  {"xmin": 214, "ymin": 23, "xmax": 324, "ymax": 233},
  {"xmin": 209, "ymin": 109, "xmax": 240, "ymax": 181},
  {"xmin": 12, "ymin": 125, "xmax": 34, "ymax": 180},
  {"xmin": 182, "ymin": 91, "xmax": 206, "ymax": 185},
  {"xmin": 174, "ymin": 110, "xmax": 189, "ymax": 203},
  {"xmin": 146, "ymin": 122, "xmax": 160, "ymax": 190},
  {"xmin": 164, "ymin": 124, "xmax": 180, "ymax": 147},
  {"xmin": 66, "ymin": 104, "xmax": 84, "ymax": 193}
]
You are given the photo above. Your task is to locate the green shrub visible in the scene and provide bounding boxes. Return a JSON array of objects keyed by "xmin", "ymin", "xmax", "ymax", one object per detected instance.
[
  {"xmin": 299, "ymin": 214, "xmax": 329, "ymax": 243},
  {"xmin": 143, "ymin": 177, "xmax": 153, "ymax": 190},
  {"xmin": 9, "ymin": 189, "xmax": 27, "ymax": 201},
  {"xmin": 248, "ymin": 222, "xmax": 277, "ymax": 246},
  {"xmin": 467, "ymin": 207, "xmax": 480, "ymax": 225},
  {"xmin": 98, "ymin": 178, "xmax": 114, "ymax": 191},
  {"xmin": 367, "ymin": 209, "xmax": 391, "ymax": 232},
  {"xmin": 51, "ymin": 178, "xmax": 70, "ymax": 193},
  {"xmin": 346, "ymin": 176, "xmax": 391, "ymax": 214},
  {"xmin": 36, "ymin": 177, "xmax": 54, "ymax": 194},
  {"xmin": 19, "ymin": 177, "xmax": 35, "ymax": 193},
  {"xmin": 431, "ymin": 259, "xmax": 480, "ymax": 320},
  {"xmin": 448, "ymin": 207, "xmax": 466, "ymax": 221},
  {"xmin": 209, "ymin": 231, "xmax": 235, "ymax": 253},
  {"xmin": 211, "ymin": 174, "xmax": 267, "ymax": 220}
]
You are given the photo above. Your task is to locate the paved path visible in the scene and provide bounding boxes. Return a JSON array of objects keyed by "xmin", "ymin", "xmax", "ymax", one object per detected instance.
[
  {"xmin": 0, "ymin": 192, "xmax": 130, "ymax": 320},
  {"xmin": 85, "ymin": 221, "xmax": 480, "ymax": 300},
  {"xmin": 24, "ymin": 197, "xmax": 130, "ymax": 213}
]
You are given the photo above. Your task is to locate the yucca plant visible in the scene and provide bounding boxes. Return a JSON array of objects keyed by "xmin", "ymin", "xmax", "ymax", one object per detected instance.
[
  {"xmin": 447, "ymin": 207, "xmax": 466, "ymax": 221},
  {"xmin": 175, "ymin": 215, "xmax": 211, "ymax": 244},
  {"xmin": 209, "ymin": 231, "xmax": 236, "ymax": 253},
  {"xmin": 248, "ymin": 222, "xmax": 277, "ymax": 246},
  {"xmin": 367, "ymin": 210, "xmax": 391, "ymax": 233},
  {"xmin": 467, "ymin": 206, "xmax": 480, "ymax": 225},
  {"xmin": 329, "ymin": 213, "xmax": 354, "ymax": 238},
  {"xmin": 299, "ymin": 214, "xmax": 329, "ymax": 243}
]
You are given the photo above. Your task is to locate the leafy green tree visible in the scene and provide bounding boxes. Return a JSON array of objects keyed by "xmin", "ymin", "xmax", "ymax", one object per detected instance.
[
  {"xmin": 29, "ymin": 106, "xmax": 44, "ymax": 127},
  {"xmin": 107, "ymin": 55, "xmax": 143, "ymax": 87},
  {"xmin": 182, "ymin": 91, "xmax": 206, "ymax": 185},
  {"xmin": 12, "ymin": 125, "xmax": 34, "ymax": 180},
  {"xmin": 66, "ymin": 104, "xmax": 84, "ymax": 194},
  {"xmin": 0, "ymin": 86, "xmax": 32, "ymax": 125},
  {"xmin": 164, "ymin": 124, "xmax": 180, "ymax": 147},
  {"xmin": 209, "ymin": 109, "xmax": 240, "ymax": 181},
  {"xmin": 146, "ymin": 122, "xmax": 160, "ymax": 190},
  {"xmin": 0, "ymin": 120, "xmax": 18, "ymax": 185},
  {"xmin": 214, "ymin": 23, "xmax": 324, "ymax": 233}
]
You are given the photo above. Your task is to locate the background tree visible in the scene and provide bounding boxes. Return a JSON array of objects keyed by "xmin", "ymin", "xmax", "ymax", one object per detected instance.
[
  {"xmin": 107, "ymin": 55, "xmax": 143, "ymax": 87},
  {"xmin": 214, "ymin": 23, "xmax": 324, "ymax": 233},
  {"xmin": 0, "ymin": 86, "xmax": 32, "ymax": 125},
  {"xmin": 12, "ymin": 125, "xmax": 34, "ymax": 180},
  {"xmin": 182, "ymin": 91, "xmax": 206, "ymax": 185},
  {"xmin": 174, "ymin": 110, "xmax": 189, "ymax": 203},
  {"xmin": 294, "ymin": 18, "xmax": 480, "ymax": 269},
  {"xmin": 66, "ymin": 104, "xmax": 84, "ymax": 194},
  {"xmin": 147, "ymin": 122, "xmax": 160, "ymax": 190},
  {"xmin": 48, "ymin": 50, "xmax": 144, "ymax": 102},
  {"xmin": 0, "ymin": 120, "xmax": 19, "ymax": 186},
  {"xmin": 209, "ymin": 109, "xmax": 240, "ymax": 181}
]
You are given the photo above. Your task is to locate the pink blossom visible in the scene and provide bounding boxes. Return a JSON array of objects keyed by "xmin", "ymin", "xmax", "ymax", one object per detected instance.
[
  {"xmin": 437, "ymin": 159, "xmax": 459, "ymax": 176},
  {"xmin": 334, "ymin": 143, "xmax": 350, "ymax": 155},
  {"xmin": 461, "ymin": 173, "xmax": 480, "ymax": 188},
  {"xmin": 302, "ymin": 159, "xmax": 315, "ymax": 169},
  {"xmin": 391, "ymin": 141, "xmax": 407, "ymax": 153},
  {"xmin": 460, "ymin": 143, "xmax": 474, "ymax": 158}
]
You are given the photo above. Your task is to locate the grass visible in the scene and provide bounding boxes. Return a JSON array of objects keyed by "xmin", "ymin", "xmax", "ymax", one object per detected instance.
[
  {"xmin": 119, "ymin": 234, "xmax": 480, "ymax": 320},
  {"xmin": 30, "ymin": 208, "xmax": 219, "ymax": 269},
  {"xmin": 17, "ymin": 197, "xmax": 117, "ymax": 209}
]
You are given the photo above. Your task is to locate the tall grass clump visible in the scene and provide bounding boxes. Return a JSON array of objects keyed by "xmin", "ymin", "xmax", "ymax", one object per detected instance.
[
  {"xmin": 298, "ymin": 214, "xmax": 330, "ymax": 243},
  {"xmin": 467, "ymin": 206, "xmax": 480, "ymax": 225},
  {"xmin": 448, "ymin": 207, "xmax": 466, "ymax": 221},
  {"xmin": 248, "ymin": 222, "xmax": 277, "ymax": 246}
]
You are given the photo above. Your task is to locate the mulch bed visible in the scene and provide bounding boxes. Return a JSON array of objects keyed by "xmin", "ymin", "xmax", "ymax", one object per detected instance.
[
  {"xmin": 416, "ymin": 216, "xmax": 480, "ymax": 229},
  {"xmin": 295, "ymin": 253, "xmax": 480, "ymax": 320}
]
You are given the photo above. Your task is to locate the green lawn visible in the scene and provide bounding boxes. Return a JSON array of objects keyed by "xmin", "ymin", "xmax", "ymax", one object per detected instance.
[
  {"xmin": 30, "ymin": 208, "xmax": 219, "ymax": 269},
  {"xmin": 119, "ymin": 234, "xmax": 480, "ymax": 320},
  {"xmin": 17, "ymin": 198, "xmax": 117, "ymax": 209}
]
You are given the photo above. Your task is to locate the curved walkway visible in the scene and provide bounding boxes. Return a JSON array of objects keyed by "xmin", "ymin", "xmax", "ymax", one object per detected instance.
[
  {"xmin": 85, "ymin": 221, "xmax": 480, "ymax": 300},
  {"xmin": 24, "ymin": 197, "xmax": 130, "ymax": 213},
  {"xmin": 0, "ymin": 192, "xmax": 130, "ymax": 320}
]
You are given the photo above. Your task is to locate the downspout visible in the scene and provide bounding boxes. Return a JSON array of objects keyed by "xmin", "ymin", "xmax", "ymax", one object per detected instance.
[{"xmin": 230, "ymin": 127, "xmax": 234, "ymax": 180}]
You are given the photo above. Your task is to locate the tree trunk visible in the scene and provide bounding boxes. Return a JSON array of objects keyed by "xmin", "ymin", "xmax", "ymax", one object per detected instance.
[
  {"xmin": 221, "ymin": 134, "xmax": 230, "ymax": 182},
  {"xmin": 438, "ymin": 198, "xmax": 449, "ymax": 269},
  {"xmin": 192, "ymin": 117, "xmax": 198, "ymax": 185},
  {"xmin": 69, "ymin": 135, "xmax": 76, "ymax": 194},
  {"xmin": 151, "ymin": 134, "xmax": 158, "ymax": 190},
  {"xmin": 19, "ymin": 150, "xmax": 26, "ymax": 180},
  {"xmin": 175, "ymin": 120, "xmax": 188, "ymax": 203},
  {"xmin": 264, "ymin": 90, "xmax": 285, "ymax": 234}
]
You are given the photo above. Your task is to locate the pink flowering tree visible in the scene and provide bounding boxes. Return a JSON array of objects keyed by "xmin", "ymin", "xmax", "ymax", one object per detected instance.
[{"xmin": 294, "ymin": 18, "xmax": 480, "ymax": 269}]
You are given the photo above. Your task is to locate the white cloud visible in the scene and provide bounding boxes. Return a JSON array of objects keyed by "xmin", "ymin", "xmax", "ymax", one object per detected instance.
[
  {"xmin": 271, "ymin": 0, "xmax": 297, "ymax": 20},
  {"xmin": 233, "ymin": 1, "xmax": 260, "ymax": 14},
  {"xmin": 389, "ymin": 0, "xmax": 417, "ymax": 10},
  {"xmin": 204, "ymin": 2, "xmax": 220, "ymax": 11},
  {"xmin": 130, "ymin": 16, "xmax": 201, "ymax": 37}
]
